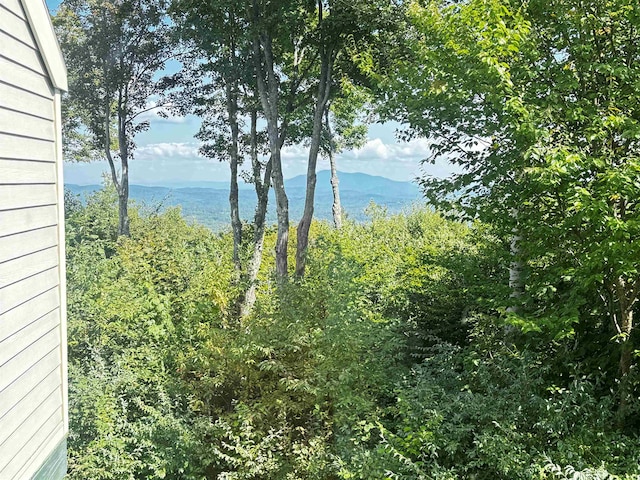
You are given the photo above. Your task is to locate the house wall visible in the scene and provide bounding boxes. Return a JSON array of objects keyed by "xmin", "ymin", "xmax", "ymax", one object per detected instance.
[{"xmin": 0, "ymin": 0, "xmax": 67, "ymax": 478}]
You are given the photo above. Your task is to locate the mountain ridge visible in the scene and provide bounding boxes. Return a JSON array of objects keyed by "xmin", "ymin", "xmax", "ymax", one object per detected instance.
[{"xmin": 66, "ymin": 171, "xmax": 423, "ymax": 230}]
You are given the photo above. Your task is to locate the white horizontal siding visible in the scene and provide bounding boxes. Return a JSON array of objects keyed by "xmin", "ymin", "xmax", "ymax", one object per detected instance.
[
  {"xmin": 0, "ymin": 246, "xmax": 59, "ymax": 289},
  {"xmin": 0, "ymin": 347, "xmax": 60, "ymax": 419},
  {"xmin": 0, "ymin": 266, "xmax": 60, "ymax": 315},
  {"xmin": 0, "ymin": 29, "xmax": 45, "ymax": 75},
  {"xmin": 0, "ymin": 225, "xmax": 58, "ymax": 265},
  {"xmin": 0, "ymin": 159, "xmax": 57, "ymax": 184},
  {"xmin": 0, "ymin": 389, "xmax": 62, "ymax": 479},
  {"xmin": 0, "ymin": 184, "xmax": 57, "ymax": 211},
  {"xmin": 0, "ymin": 82, "xmax": 54, "ymax": 121},
  {"xmin": 0, "ymin": 367, "xmax": 60, "ymax": 444},
  {"xmin": 0, "ymin": 288, "xmax": 59, "ymax": 344},
  {"xmin": 0, "ymin": 205, "xmax": 58, "ymax": 237},
  {"xmin": 0, "ymin": 0, "xmax": 26, "ymax": 19},
  {"xmin": 0, "ymin": 2, "xmax": 67, "ymax": 479},
  {"xmin": 0, "ymin": 107, "xmax": 55, "ymax": 142},
  {"xmin": 0, "ymin": 326, "xmax": 60, "ymax": 394},
  {"xmin": 9, "ymin": 417, "xmax": 65, "ymax": 480},
  {"xmin": 0, "ymin": 403, "xmax": 63, "ymax": 479},
  {"xmin": 0, "ymin": 55, "xmax": 52, "ymax": 99},
  {"xmin": 0, "ymin": 3, "xmax": 30, "ymax": 45},
  {"xmin": 0, "ymin": 132, "xmax": 55, "ymax": 162},
  {"xmin": 0, "ymin": 309, "xmax": 59, "ymax": 367}
]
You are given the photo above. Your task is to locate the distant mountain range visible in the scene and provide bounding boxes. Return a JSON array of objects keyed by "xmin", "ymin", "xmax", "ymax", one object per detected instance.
[{"xmin": 66, "ymin": 171, "xmax": 424, "ymax": 230}]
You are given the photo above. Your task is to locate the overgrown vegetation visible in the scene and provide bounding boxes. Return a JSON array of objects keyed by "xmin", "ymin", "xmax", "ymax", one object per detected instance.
[
  {"xmin": 55, "ymin": 0, "xmax": 640, "ymax": 477},
  {"xmin": 65, "ymin": 191, "xmax": 640, "ymax": 479}
]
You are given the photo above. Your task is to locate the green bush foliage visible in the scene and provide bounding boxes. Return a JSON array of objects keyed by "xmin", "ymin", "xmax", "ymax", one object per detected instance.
[{"xmin": 64, "ymin": 191, "xmax": 640, "ymax": 479}]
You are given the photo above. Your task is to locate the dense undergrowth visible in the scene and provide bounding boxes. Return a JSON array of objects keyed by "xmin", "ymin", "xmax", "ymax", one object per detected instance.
[{"xmin": 64, "ymin": 189, "xmax": 640, "ymax": 479}]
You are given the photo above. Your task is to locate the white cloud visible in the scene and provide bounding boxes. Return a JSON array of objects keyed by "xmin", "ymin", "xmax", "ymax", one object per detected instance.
[
  {"xmin": 279, "ymin": 136, "xmax": 448, "ymax": 181},
  {"xmin": 281, "ymin": 144, "xmax": 308, "ymax": 160},
  {"xmin": 348, "ymin": 137, "xmax": 433, "ymax": 162},
  {"xmin": 354, "ymin": 138, "xmax": 390, "ymax": 160},
  {"xmin": 64, "ymin": 135, "xmax": 459, "ymax": 186},
  {"xmin": 136, "ymin": 142, "xmax": 203, "ymax": 160}
]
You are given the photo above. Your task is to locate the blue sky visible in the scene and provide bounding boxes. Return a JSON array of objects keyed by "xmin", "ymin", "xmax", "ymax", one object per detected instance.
[{"xmin": 47, "ymin": 0, "xmax": 453, "ymax": 186}]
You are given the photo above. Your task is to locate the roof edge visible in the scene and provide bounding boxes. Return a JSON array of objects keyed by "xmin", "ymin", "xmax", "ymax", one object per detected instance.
[{"xmin": 20, "ymin": 0, "xmax": 68, "ymax": 92}]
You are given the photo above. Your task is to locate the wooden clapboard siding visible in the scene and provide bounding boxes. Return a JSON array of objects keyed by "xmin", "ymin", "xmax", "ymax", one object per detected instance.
[
  {"xmin": 0, "ymin": 326, "xmax": 61, "ymax": 393},
  {"xmin": 0, "ymin": 262, "xmax": 59, "ymax": 306},
  {"xmin": 0, "ymin": 159, "xmax": 57, "ymax": 184},
  {"xmin": 0, "ymin": 0, "xmax": 25, "ymax": 18},
  {"xmin": 0, "ymin": 347, "xmax": 60, "ymax": 419},
  {"xmin": 0, "ymin": 226, "xmax": 58, "ymax": 264},
  {"xmin": 0, "ymin": 185, "xmax": 57, "ymax": 210},
  {"xmin": 0, "ymin": 288, "xmax": 60, "ymax": 344},
  {"xmin": 0, "ymin": 56, "xmax": 53, "ymax": 99},
  {"xmin": 0, "ymin": 405, "xmax": 64, "ymax": 479},
  {"xmin": 30, "ymin": 438, "xmax": 67, "ymax": 480},
  {"xmin": 0, "ymin": 246, "xmax": 59, "ymax": 288},
  {"xmin": 10, "ymin": 421, "xmax": 65, "ymax": 480},
  {"xmin": 0, "ymin": 309, "xmax": 59, "ymax": 367},
  {"xmin": 0, "ymin": 107, "xmax": 55, "ymax": 141},
  {"xmin": 0, "ymin": 205, "xmax": 58, "ymax": 237},
  {"xmin": 0, "ymin": 132, "xmax": 55, "ymax": 161},
  {"xmin": 0, "ymin": 375, "xmax": 61, "ymax": 451},
  {"xmin": 0, "ymin": 0, "xmax": 67, "ymax": 477},
  {"xmin": 0, "ymin": 30, "xmax": 46, "ymax": 74},
  {"xmin": 0, "ymin": 83, "xmax": 54, "ymax": 121},
  {"xmin": 13, "ymin": 431, "xmax": 66, "ymax": 480},
  {"xmin": 0, "ymin": 0, "xmax": 31, "ymax": 43},
  {"xmin": 0, "ymin": 367, "xmax": 61, "ymax": 446},
  {"xmin": 0, "ymin": 266, "xmax": 60, "ymax": 315}
]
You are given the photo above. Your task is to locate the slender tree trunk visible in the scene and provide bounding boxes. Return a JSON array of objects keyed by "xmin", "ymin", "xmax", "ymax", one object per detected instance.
[
  {"xmin": 271, "ymin": 147, "xmax": 289, "ymax": 279},
  {"xmin": 615, "ymin": 276, "xmax": 636, "ymax": 424},
  {"xmin": 325, "ymin": 109, "xmax": 342, "ymax": 229},
  {"xmin": 226, "ymin": 82, "xmax": 242, "ymax": 275},
  {"xmin": 117, "ymin": 178, "xmax": 129, "ymax": 236},
  {"xmin": 241, "ymin": 109, "xmax": 272, "ymax": 317},
  {"xmin": 507, "ymin": 209, "xmax": 523, "ymax": 312},
  {"xmin": 329, "ymin": 151, "xmax": 342, "ymax": 229},
  {"xmin": 508, "ymin": 234, "xmax": 523, "ymax": 299},
  {"xmin": 617, "ymin": 307, "xmax": 634, "ymax": 426},
  {"xmin": 104, "ymin": 104, "xmax": 129, "ymax": 237},
  {"xmin": 614, "ymin": 278, "xmax": 638, "ymax": 376},
  {"xmin": 295, "ymin": 53, "xmax": 333, "ymax": 277},
  {"xmin": 118, "ymin": 112, "xmax": 130, "ymax": 237},
  {"xmin": 241, "ymin": 185, "xmax": 269, "ymax": 317},
  {"xmin": 619, "ymin": 308, "xmax": 633, "ymax": 377},
  {"xmin": 253, "ymin": 30, "xmax": 289, "ymax": 279}
]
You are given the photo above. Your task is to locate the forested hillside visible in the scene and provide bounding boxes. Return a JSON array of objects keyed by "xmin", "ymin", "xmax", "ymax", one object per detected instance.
[
  {"xmin": 53, "ymin": 0, "xmax": 640, "ymax": 478},
  {"xmin": 65, "ymin": 172, "xmax": 422, "ymax": 230},
  {"xmin": 65, "ymin": 191, "xmax": 639, "ymax": 479}
]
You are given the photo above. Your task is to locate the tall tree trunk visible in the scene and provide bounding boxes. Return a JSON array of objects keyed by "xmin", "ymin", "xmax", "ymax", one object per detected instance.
[
  {"xmin": 117, "ymin": 180, "xmax": 129, "ymax": 236},
  {"xmin": 270, "ymin": 148, "xmax": 289, "ymax": 279},
  {"xmin": 619, "ymin": 308, "xmax": 633, "ymax": 377},
  {"xmin": 118, "ymin": 112, "xmax": 130, "ymax": 237},
  {"xmin": 295, "ymin": 52, "xmax": 333, "ymax": 277},
  {"xmin": 508, "ymin": 234, "xmax": 523, "ymax": 299},
  {"xmin": 241, "ymin": 109, "xmax": 272, "ymax": 317},
  {"xmin": 253, "ymin": 30, "xmax": 289, "ymax": 279},
  {"xmin": 615, "ymin": 277, "xmax": 636, "ymax": 424},
  {"xmin": 507, "ymin": 210, "xmax": 523, "ymax": 312},
  {"xmin": 104, "ymin": 106, "xmax": 131, "ymax": 237},
  {"xmin": 617, "ymin": 308, "xmax": 634, "ymax": 426},
  {"xmin": 329, "ymin": 151, "xmax": 342, "ymax": 229},
  {"xmin": 105, "ymin": 105, "xmax": 130, "ymax": 237},
  {"xmin": 226, "ymin": 82, "xmax": 242, "ymax": 275},
  {"xmin": 325, "ymin": 109, "xmax": 342, "ymax": 229},
  {"xmin": 118, "ymin": 146, "xmax": 130, "ymax": 236}
]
